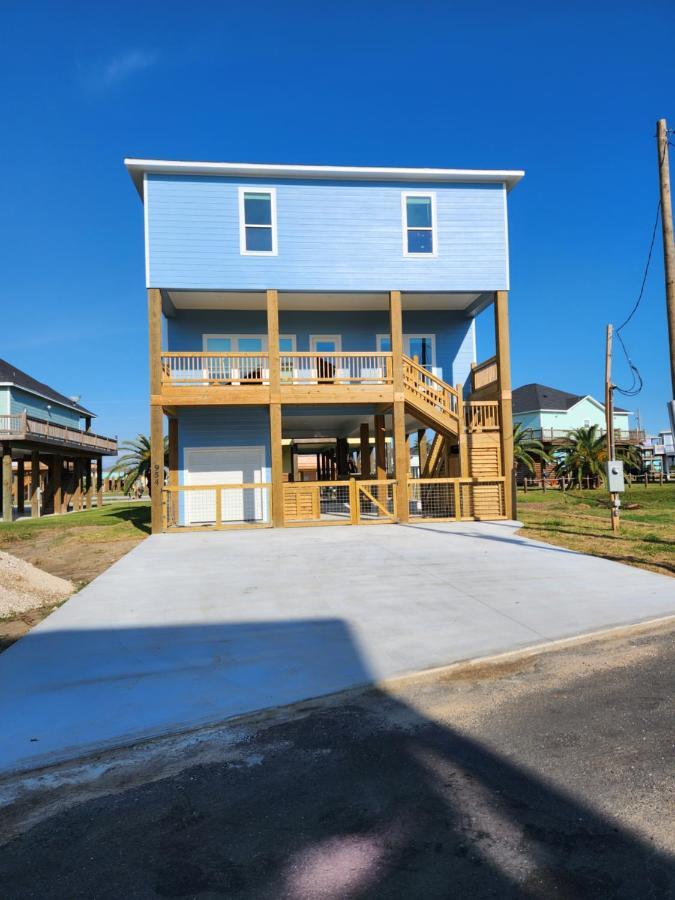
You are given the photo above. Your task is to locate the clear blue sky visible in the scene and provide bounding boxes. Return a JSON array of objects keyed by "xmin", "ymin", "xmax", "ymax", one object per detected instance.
[{"xmin": 2, "ymin": 1, "xmax": 674, "ymax": 443}]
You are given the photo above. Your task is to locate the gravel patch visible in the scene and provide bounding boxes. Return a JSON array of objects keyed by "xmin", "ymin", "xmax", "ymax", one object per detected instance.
[{"xmin": 0, "ymin": 551, "xmax": 73, "ymax": 617}]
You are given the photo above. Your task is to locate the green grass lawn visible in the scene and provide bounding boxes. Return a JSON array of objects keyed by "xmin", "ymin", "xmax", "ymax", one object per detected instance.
[
  {"xmin": 0, "ymin": 501, "xmax": 150, "ymax": 543},
  {"xmin": 516, "ymin": 482, "xmax": 675, "ymax": 577}
]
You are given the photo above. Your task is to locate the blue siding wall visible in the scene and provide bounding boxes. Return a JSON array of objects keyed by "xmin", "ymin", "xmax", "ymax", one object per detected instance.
[
  {"xmin": 167, "ymin": 309, "xmax": 475, "ymax": 388},
  {"xmin": 10, "ymin": 388, "xmax": 83, "ymax": 427},
  {"xmin": 147, "ymin": 175, "xmax": 508, "ymax": 291}
]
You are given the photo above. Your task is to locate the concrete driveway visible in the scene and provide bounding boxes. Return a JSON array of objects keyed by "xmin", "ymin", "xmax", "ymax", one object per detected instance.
[{"xmin": 0, "ymin": 521, "xmax": 673, "ymax": 775}]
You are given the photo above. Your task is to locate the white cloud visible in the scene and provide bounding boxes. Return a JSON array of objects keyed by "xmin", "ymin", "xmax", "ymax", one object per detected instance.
[{"xmin": 84, "ymin": 49, "xmax": 159, "ymax": 92}]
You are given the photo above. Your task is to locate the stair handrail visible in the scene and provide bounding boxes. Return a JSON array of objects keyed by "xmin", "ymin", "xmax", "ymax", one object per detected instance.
[{"xmin": 402, "ymin": 355, "xmax": 460, "ymax": 423}]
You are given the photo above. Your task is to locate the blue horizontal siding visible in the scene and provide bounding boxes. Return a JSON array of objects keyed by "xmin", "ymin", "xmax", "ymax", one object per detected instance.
[
  {"xmin": 167, "ymin": 309, "xmax": 475, "ymax": 388},
  {"xmin": 147, "ymin": 175, "xmax": 508, "ymax": 291},
  {"xmin": 10, "ymin": 388, "xmax": 83, "ymax": 427}
]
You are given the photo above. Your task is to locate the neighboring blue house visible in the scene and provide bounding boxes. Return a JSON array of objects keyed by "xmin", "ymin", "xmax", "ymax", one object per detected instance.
[
  {"xmin": 126, "ymin": 158, "xmax": 524, "ymax": 532},
  {"xmin": 0, "ymin": 359, "xmax": 117, "ymax": 520}
]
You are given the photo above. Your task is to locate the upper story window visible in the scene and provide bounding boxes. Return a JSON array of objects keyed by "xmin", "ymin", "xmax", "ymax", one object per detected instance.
[
  {"xmin": 402, "ymin": 192, "xmax": 437, "ymax": 256},
  {"xmin": 239, "ymin": 188, "xmax": 277, "ymax": 255}
]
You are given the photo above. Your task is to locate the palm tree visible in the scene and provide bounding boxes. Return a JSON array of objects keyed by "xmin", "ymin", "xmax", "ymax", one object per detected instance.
[
  {"xmin": 108, "ymin": 434, "xmax": 169, "ymax": 496},
  {"xmin": 555, "ymin": 425, "xmax": 607, "ymax": 486},
  {"xmin": 513, "ymin": 423, "xmax": 553, "ymax": 475}
]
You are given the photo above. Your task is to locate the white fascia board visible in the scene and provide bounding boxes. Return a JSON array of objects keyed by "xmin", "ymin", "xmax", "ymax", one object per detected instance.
[
  {"xmin": 125, "ymin": 158, "xmax": 525, "ymax": 198},
  {"xmin": 0, "ymin": 382, "xmax": 92, "ymax": 417}
]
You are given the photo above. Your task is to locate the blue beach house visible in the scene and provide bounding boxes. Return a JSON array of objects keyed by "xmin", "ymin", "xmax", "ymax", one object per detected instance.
[{"xmin": 125, "ymin": 158, "xmax": 523, "ymax": 532}]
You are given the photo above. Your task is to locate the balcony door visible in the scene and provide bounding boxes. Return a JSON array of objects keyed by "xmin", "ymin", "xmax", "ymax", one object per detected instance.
[
  {"xmin": 377, "ymin": 334, "xmax": 436, "ymax": 369},
  {"xmin": 309, "ymin": 335, "xmax": 342, "ymax": 382}
]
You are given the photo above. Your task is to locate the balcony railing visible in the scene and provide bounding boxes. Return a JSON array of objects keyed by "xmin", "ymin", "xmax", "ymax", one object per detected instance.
[
  {"xmin": 161, "ymin": 351, "xmax": 394, "ymax": 386},
  {"xmin": 521, "ymin": 427, "xmax": 645, "ymax": 444},
  {"xmin": 471, "ymin": 356, "xmax": 498, "ymax": 392},
  {"xmin": 0, "ymin": 413, "xmax": 117, "ymax": 454}
]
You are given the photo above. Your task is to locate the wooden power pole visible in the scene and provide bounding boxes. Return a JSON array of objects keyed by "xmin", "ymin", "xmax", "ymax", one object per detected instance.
[
  {"xmin": 656, "ymin": 119, "xmax": 675, "ymax": 399},
  {"xmin": 605, "ymin": 324, "xmax": 620, "ymax": 532}
]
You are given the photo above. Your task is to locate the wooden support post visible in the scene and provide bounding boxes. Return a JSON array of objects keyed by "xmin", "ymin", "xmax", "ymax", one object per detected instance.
[
  {"xmin": 72, "ymin": 458, "xmax": 82, "ymax": 512},
  {"xmin": 96, "ymin": 457, "xmax": 103, "ymax": 509},
  {"xmin": 374, "ymin": 415, "xmax": 386, "ymax": 479},
  {"xmin": 84, "ymin": 459, "xmax": 92, "ymax": 509},
  {"xmin": 148, "ymin": 288, "xmax": 164, "ymax": 534},
  {"xmin": 390, "ymin": 290, "xmax": 409, "ymax": 522},
  {"xmin": 16, "ymin": 458, "xmax": 25, "ymax": 516},
  {"xmin": 360, "ymin": 423, "xmax": 371, "ymax": 477},
  {"xmin": 53, "ymin": 455, "xmax": 62, "ymax": 514},
  {"xmin": 2, "ymin": 444, "xmax": 12, "ymax": 522},
  {"xmin": 349, "ymin": 477, "xmax": 359, "ymax": 524},
  {"xmin": 456, "ymin": 384, "xmax": 469, "ymax": 477},
  {"xmin": 417, "ymin": 429, "xmax": 428, "ymax": 475},
  {"xmin": 494, "ymin": 290, "xmax": 514, "ymax": 518},
  {"xmin": 30, "ymin": 450, "xmax": 40, "ymax": 517},
  {"xmin": 267, "ymin": 289, "xmax": 284, "ymax": 527},
  {"xmin": 168, "ymin": 417, "xmax": 179, "ymax": 526}
]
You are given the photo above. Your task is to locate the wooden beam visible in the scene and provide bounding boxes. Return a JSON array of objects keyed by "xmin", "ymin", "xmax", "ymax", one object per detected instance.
[
  {"xmin": 53, "ymin": 455, "xmax": 62, "ymax": 514},
  {"xmin": 390, "ymin": 292, "xmax": 408, "ymax": 521},
  {"xmin": 30, "ymin": 450, "xmax": 40, "ymax": 517},
  {"xmin": 360, "ymin": 423, "xmax": 371, "ymax": 477},
  {"xmin": 16, "ymin": 458, "xmax": 25, "ymax": 516},
  {"xmin": 494, "ymin": 290, "xmax": 514, "ymax": 518},
  {"xmin": 374, "ymin": 415, "xmax": 386, "ymax": 479},
  {"xmin": 393, "ymin": 402, "xmax": 409, "ymax": 523},
  {"xmin": 168, "ymin": 417, "xmax": 179, "ymax": 526},
  {"xmin": 270, "ymin": 403, "xmax": 284, "ymax": 526},
  {"xmin": 2, "ymin": 444, "xmax": 12, "ymax": 522},
  {"xmin": 456, "ymin": 384, "xmax": 469, "ymax": 477},
  {"xmin": 266, "ymin": 289, "xmax": 280, "ymax": 398},
  {"xmin": 85, "ymin": 458, "xmax": 93, "ymax": 510},
  {"xmin": 148, "ymin": 288, "xmax": 164, "ymax": 533},
  {"xmin": 150, "ymin": 405, "xmax": 164, "ymax": 533},
  {"xmin": 96, "ymin": 457, "xmax": 103, "ymax": 509},
  {"xmin": 417, "ymin": 429, "xmax": 428, "ymax": 474}
]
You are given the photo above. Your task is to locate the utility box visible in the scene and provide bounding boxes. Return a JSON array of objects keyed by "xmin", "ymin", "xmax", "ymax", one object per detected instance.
[{"xmin": 606, "ymin": 460, "xmax": 625, "ymax": 493}]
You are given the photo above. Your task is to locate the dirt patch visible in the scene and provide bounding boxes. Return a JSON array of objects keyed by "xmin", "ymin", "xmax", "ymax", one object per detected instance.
[
  {"xmin": 2, "ymin": 531, "xmax": 143, "ymax": 587},
  {"xmin": 0, "ymin": 551, "xmax": 72, "ymax": 617}
]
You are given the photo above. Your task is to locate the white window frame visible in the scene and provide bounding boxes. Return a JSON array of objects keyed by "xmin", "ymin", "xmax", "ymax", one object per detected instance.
[
  {"xmin": 376, "ymin": 333, "xmax": 436, "ymax": 367},
  {"xmin": 309, "ymin": 335, "xmax": 342, "ymax": 353},
  {"xmin": 239, "ymin": 187, "xmax": 278, "ymax": 256},
  {"xmin": 202, "ymin": 334, "xmax": 296, "ymax": 352},
  {"xmin": 401, "ymin": 191, "xmax": 437, "ymax": 258}
]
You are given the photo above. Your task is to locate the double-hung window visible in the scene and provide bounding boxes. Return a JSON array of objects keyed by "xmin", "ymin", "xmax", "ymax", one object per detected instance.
[
  {"xmin": 402, "ymin": 192, "xmax": 436, "ymax": 256},
  {"xmin": 239, "ymin": 188, "xmax": 277, "ymax": 255}
]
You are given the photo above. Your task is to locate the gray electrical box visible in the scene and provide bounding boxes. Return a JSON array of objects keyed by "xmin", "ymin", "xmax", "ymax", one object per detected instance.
[{"xmin": 606, "ymin": 459, "xmax": 625, "ymax": 493}]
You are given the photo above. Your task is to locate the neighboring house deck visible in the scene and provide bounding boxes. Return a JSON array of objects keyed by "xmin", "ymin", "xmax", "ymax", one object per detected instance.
[
  {"xmin": 126, "ymin": 158, "xmax": 524, "ymax": 532},
  {"xmin": 0, "ymin": 359, "xmax": 117, "ymax": 520}
]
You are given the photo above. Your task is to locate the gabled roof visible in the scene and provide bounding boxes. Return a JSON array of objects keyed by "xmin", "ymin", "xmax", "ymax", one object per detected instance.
[
  {"xmin": 512, "ymin": 383, "xmax": 628, "ymax": 414},
  {"xmin": 0, "ymin": 359, "xmax": 94, "ymax": 417},
  {"xmin": 124, "ymin": 158, "xmax": 525, "ymax": 198}
]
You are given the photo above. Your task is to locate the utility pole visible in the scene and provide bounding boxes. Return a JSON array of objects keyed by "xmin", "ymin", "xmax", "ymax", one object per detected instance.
[
  {"xmin": 656, "ymin": 119, "xmax": 675, "ymax": 403},
  {"xmin": 605, "ymin": 324, "xmax": 620, "ymax": 532}
]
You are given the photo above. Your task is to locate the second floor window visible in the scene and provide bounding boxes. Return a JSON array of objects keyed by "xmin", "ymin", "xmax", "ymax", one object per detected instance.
[
  {"xmin": 239, "ymin": 188, "xmax": 277, "ymax": 255},
  {"xmin": 402, "ymin": 193, "xmax": 436, "ymax": 256}
]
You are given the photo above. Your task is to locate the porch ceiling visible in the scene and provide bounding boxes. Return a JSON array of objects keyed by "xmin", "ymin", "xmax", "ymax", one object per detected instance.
[
  {"xmin": 282, "ymin": 411, "xmax": 370, "ymax": 439},
  {"xmin": 165, "ymin": 290, "xmax": 484, "ymax": 312}
]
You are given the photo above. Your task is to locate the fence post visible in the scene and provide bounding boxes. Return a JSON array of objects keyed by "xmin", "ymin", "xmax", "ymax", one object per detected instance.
[
  {"xmin": 349, "ymin": 477, "xmax": 359, "ymax": 525},
  {"xmin": 215, "ymin": 487, "xmax": 222, "ymax": 529}
]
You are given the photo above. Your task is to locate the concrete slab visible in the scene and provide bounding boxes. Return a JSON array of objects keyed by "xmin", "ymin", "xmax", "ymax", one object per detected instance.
[{"xmin": 0, "ymin": 522, "xmax": 673, "ymax": 775}]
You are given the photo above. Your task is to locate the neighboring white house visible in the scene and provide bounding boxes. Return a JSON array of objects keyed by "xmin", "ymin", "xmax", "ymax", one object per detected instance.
[
  {"xmin": 512, "ymin": 384, "xmax": 632, "ymax": 440},
  {"xmin": 641, "ymin": 430, "xmax": 674, "ymax": 474}
]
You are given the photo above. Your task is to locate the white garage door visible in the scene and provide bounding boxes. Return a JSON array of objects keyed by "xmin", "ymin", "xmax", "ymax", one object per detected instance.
[{"xmin": 185, "ymin": 447, "xmax": 266, "ymax": 525}]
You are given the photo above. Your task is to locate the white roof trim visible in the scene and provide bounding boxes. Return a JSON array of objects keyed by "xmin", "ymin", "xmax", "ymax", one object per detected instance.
[{"xmin": 125, "ymin": 158, "xmax": 525, "ymax": 197}]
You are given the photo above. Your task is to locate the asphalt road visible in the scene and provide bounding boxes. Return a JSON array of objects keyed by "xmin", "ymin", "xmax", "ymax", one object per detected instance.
[{"xmin": 1, "ymin": 621, "xmax": 673, "ymax": 899}]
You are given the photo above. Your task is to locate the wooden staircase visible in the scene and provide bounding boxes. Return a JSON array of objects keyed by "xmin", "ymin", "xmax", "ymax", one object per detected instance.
[{"xmin": 401, "ymin": 355, "xmax": 461, "ymax": 437}]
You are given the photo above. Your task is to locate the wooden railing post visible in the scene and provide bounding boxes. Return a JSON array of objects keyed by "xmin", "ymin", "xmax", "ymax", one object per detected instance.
[
  {"xmin": 456, "ymin": 383, "xmax": 469, "ymax": 478},
  {"xmin": 349, "ymin": 477, "xmax": 359, "ymax": 524}
]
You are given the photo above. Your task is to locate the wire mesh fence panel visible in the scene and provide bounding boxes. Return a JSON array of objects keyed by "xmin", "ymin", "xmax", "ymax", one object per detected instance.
[
  {"xmin": 164, "ymin": 485, "xmax": 271, "ymax": 530},
  {"xmin": 318, "ymin": 484, "xmax": 352, "ymax": 520},
  {"xmin": 408, "ymin": 480, "xmax": 458, "ymax": 520},
  {"xmin": 357, "ymin": 481, "xmax": 396, "ymax": 521}
]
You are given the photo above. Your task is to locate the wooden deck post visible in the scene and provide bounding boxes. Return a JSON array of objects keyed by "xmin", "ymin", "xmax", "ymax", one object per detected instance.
[
  {"xmin": 494, "ymin": 290, "xmax": 514, "ymax": 518},
  {"xmin": 2, "ymin": 444, "xmax": 12, "ymax": 522},
  {"xmin": 85, "ymin": 458, "xmax": 93, "ymax": 510},
  {"xmin": 456, "ymin": 384, "xmax": 469, "ymax": 477},
  {"xmin": 390, "ymin": 290, "xmax": 409, "ymax": 522},
  {"xmin": 16, "ymin": 458, "xmax": 25, "ymax": 516},
  {"xmin": 53, "ymin": 455, "xmax": 62, "ymax": 514},
  {"xmin": 360, "ymin": 423, "xmax": 371, "ymax": 477},
  {"xmin": 72, "ymin": 458, "xmax": 82, "ymax": 512},
  {"xmin": 30, "ymin": 450, "xmax": 40, "ymax": 517},
  {"xmin": 374, "ymin": 415, "xmax": 386, "ymax": 479},
  {"xmin": 148, "ymin": 288, "xmax": 164, "ymax": 534},
  {"xmin": 168, "ymin": 417, "xmax": 179, "ymax": 527},
  {"xmin": 267, "ymin": 289, "xmax": 284, "ymax": 527},
  {"xmin": 96, "ymin": 457, "xmax": 103, "ymax": 508}
]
